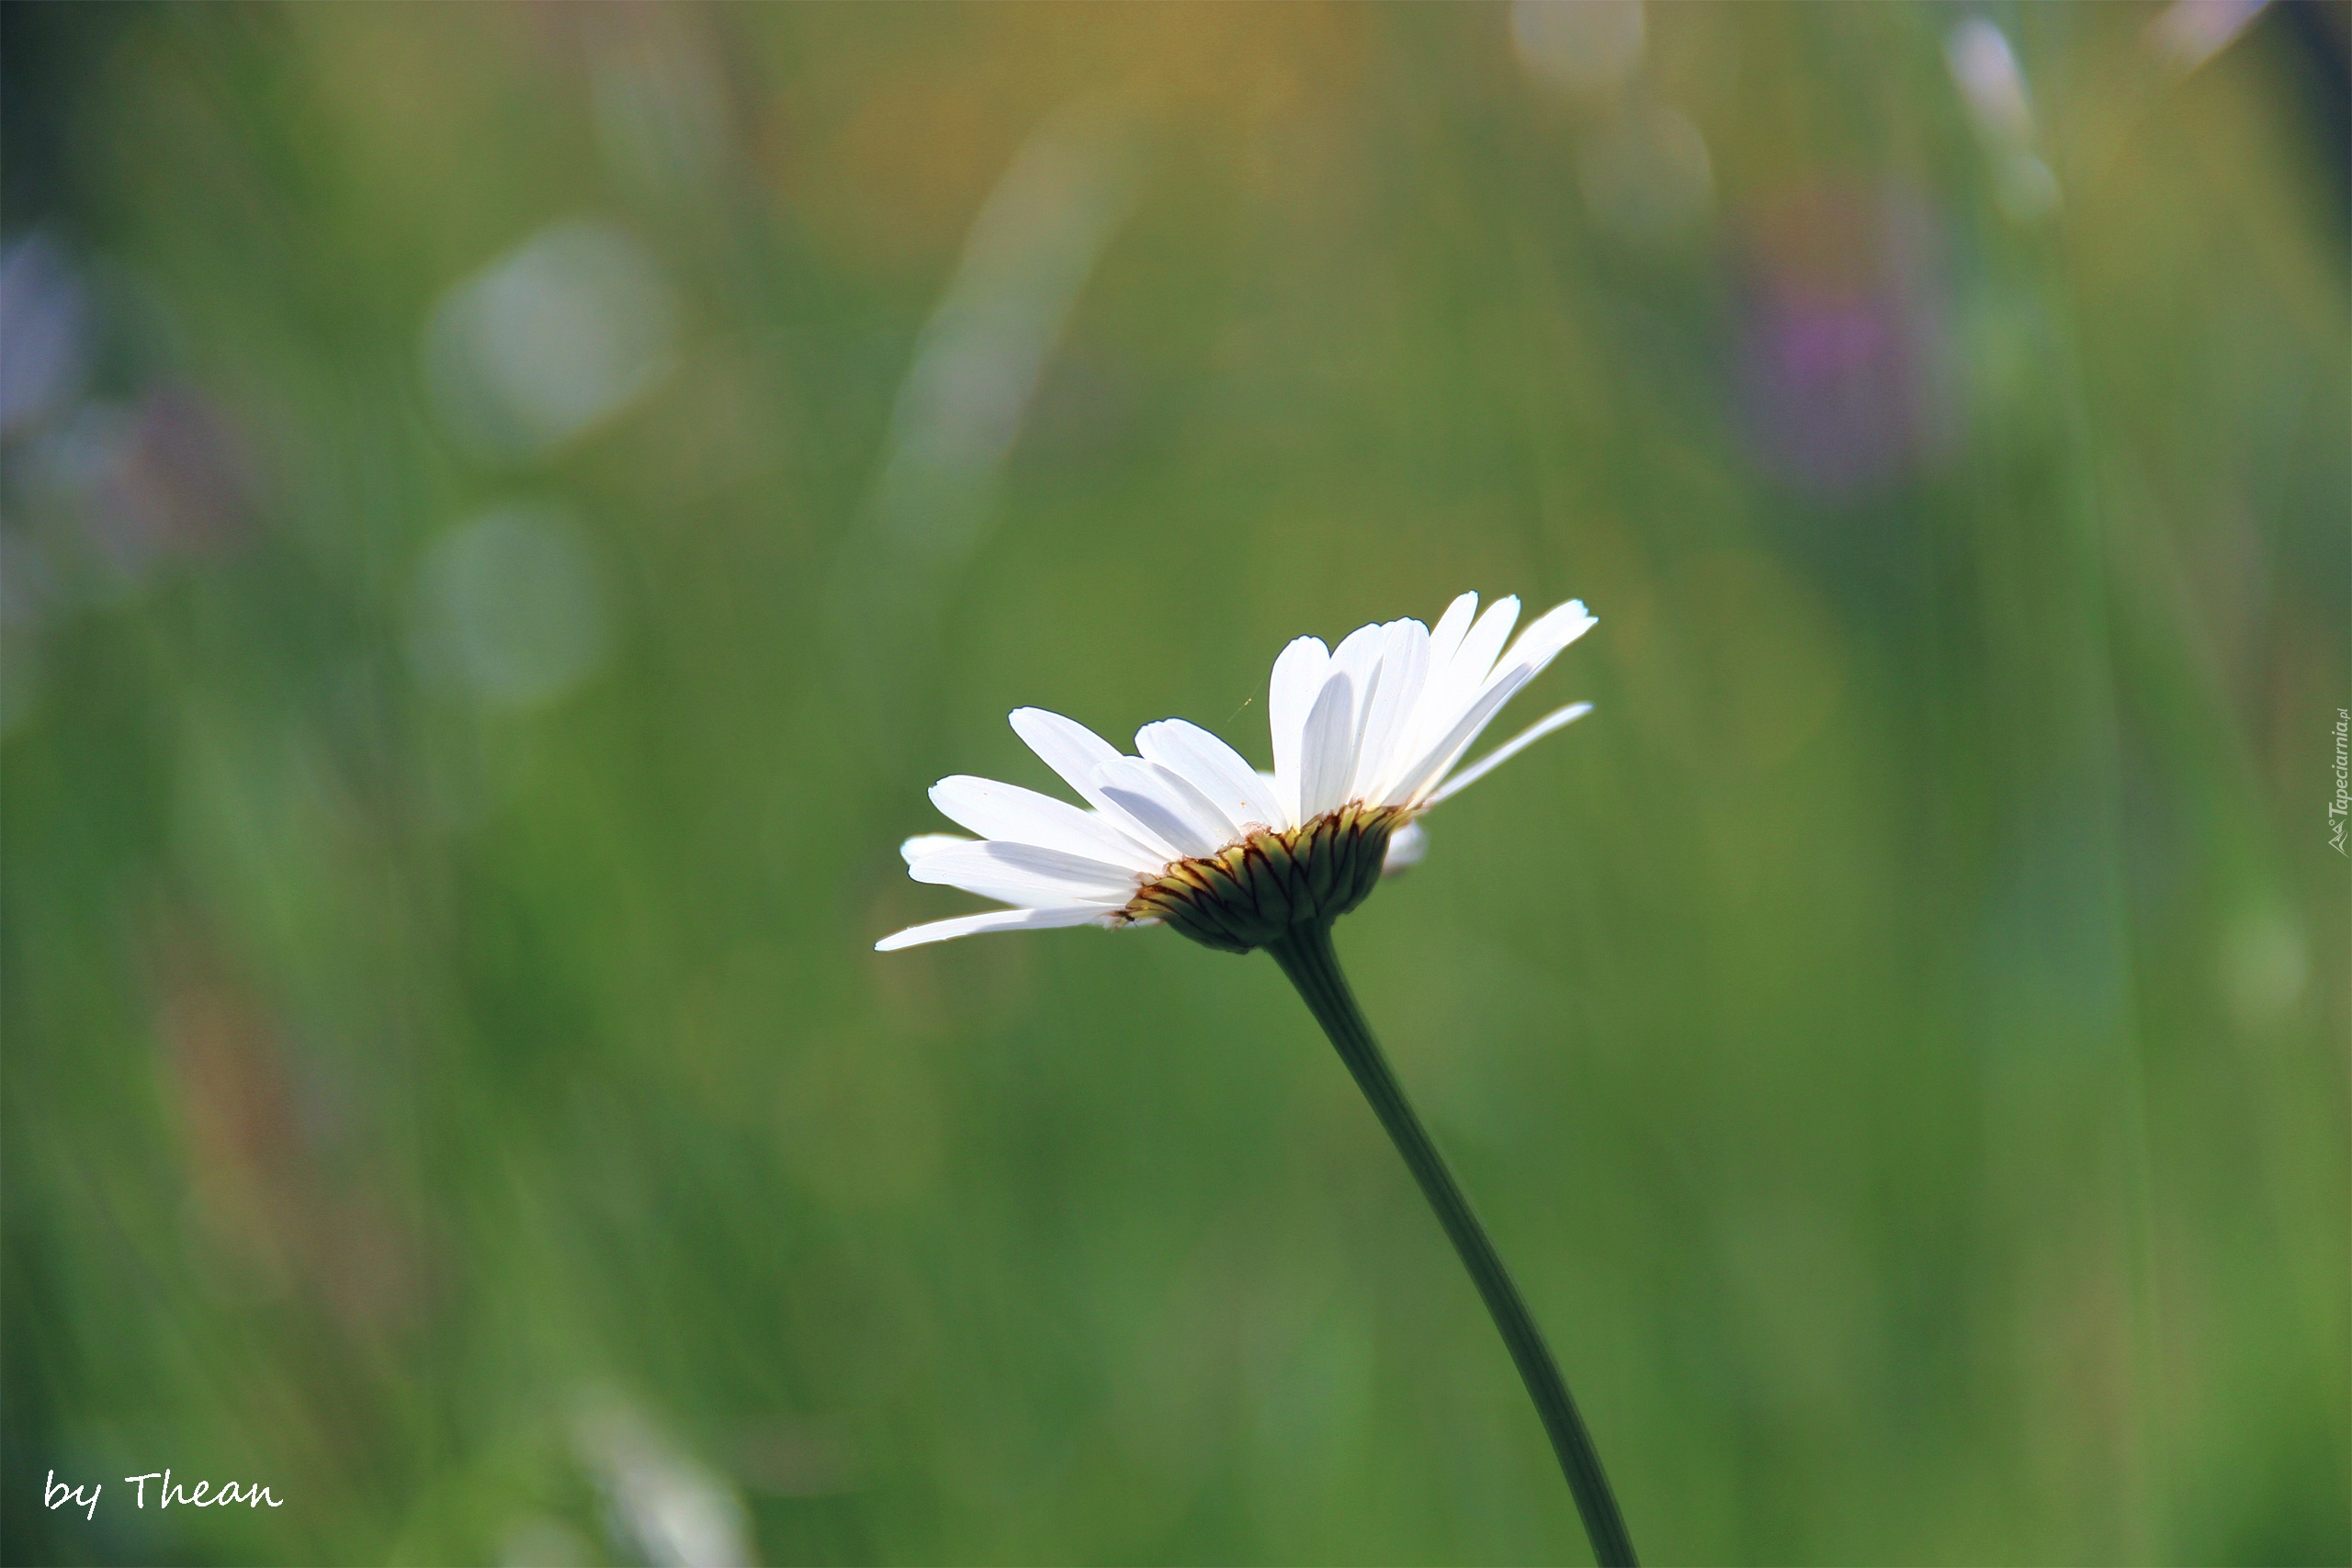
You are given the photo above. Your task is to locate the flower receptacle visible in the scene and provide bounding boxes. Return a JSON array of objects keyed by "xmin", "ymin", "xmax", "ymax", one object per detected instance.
[{"xmin": 1122, "ymin": 803, "xmax": 1409, "ymax": 953}]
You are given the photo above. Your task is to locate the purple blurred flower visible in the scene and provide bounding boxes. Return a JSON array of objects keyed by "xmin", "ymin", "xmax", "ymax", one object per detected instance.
[{"xmin": 1733, "ymin": 185, "xmax": 1957, "ymax": 502}]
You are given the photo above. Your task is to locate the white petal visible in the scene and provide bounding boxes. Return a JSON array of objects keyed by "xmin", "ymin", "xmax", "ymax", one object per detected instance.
[
  {"xmin": 1267, "ymin": 635, "xmax": 1329, "ymax": 828},
  {"xmin": 1426, "ymin": 592, "xmax": 1477, "ymax": 675},
  {"xmin": 1329, "ymin": 621, "xmax": 1386, "ymax": 695},
  {"xmin": 1095, "ymin": 756, "xmax": 1227, "ymax": 860},
  {"xmin": 1437, "ymin": 593, "xmax": 1521, "ymax": 705},
  {"xmin": 1009, "ymin": 707, "xmax": 1182, "ymax": 860},
  {"xmin": 1325, "ymin": 623, "xmax": 1387, "ymax": 802},
  {"xmin": 1487, "ymin": 600, "xmax": 1594, "ymax": 692},
  {"xmin": 1296, "ymin": 671, "xmax": 1359, "ymax": 821},
  {"xmin": 1146, "ymin": 758, "xmax": 1243, "ymax": 843},
  {"xmin": 1404, "ymin": 593, "xmax": 1521, "ymax": 772},
  {"xmin": 1352, "ymin": 618, "xmax": 1430, "ymax": 803},
  {"xmin": 901, "ymin": 833, "xmax": 973, "ymax": 866},
  {"xmin": 930, "ymin": 775, "xmax": 1162, "ymax": 871},
  {"xmin": 1381, "ymin": 820, "xmax": 1428, "ymax": 873},
  {"xmin": 1388, "ymin": 661, "xmax": 1537, "ymax": 807},
  {"xmin": 1008, "ymin": 706, "xmax": 1123, "ymax": 798},
  {"xmin": 876, "ymin": 904, "xmax": 1113, "ymax": 952},
  {"xmin": 1137, "ymin": 719, "xmax": 1287, "ymax": 832},
  {"xmin": 908, "ymin": 840, "xmax": 1141, "ymax": 908},
  {"xmin": 1459, "ymin": 593, "xmax": 1522, "ymax": 676},
  {"xmin": 1392, "ymin": 599, "xmax": 1596, "ymax": 806},
  {"xmin": 1423, "ymin": 702, "xmax": 1591, "ymax": 805},
  {"xmin": 1399, "ymin": 595, "xmax": 1474, "ymax": 784}
]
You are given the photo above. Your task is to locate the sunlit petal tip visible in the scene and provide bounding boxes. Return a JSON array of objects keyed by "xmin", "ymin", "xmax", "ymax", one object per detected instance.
[{"xmin": 900, "ymin": 832, "xmax": 974, "ymax": 866}]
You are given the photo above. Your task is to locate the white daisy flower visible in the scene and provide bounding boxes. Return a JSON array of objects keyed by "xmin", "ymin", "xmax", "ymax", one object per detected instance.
[
  {"xmin": 876, "ymin": 591, "xmax": 1595, "ymax": 954},
  {"xmin": 874, "ymin": 588, "xmax": 1639, "ymax": 1562}
]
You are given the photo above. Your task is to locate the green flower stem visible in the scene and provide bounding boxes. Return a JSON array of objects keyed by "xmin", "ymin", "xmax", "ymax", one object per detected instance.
[{"xmin": 1265, "ymin": 919, "xmax": 1637, "ymax": 1568}]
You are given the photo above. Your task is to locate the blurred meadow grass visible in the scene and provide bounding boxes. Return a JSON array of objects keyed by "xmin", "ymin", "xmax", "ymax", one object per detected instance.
[{"xmin": 2, "ymin": 3, "xmax": 2346, "ymax": 1563}]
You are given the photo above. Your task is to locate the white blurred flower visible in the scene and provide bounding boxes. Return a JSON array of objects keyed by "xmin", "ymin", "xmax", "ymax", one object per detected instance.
[
  {"xmin": 572, "ymin": 1400, "xmax": 753, "ymax": 1568},
  {"xmin": 424, "ymin": 219, "xmax": 677, "ymax": 462},
  {"xmin": 2146, "ymin": 0, "xmax": 2269, "ymax": 73},
  {"xmin": 877, "ymin": 592, "xmax": 1594, "ymax": 953},
  {"xmin": 1944, "ymin": 19, "xmax": 2061, "ymax": 220},
  {"xmin": 1946, "ymin": 18, "xmax": 2036, "ymax": 146},
  {"xmin": 412, "ymin": 504, "xmax": 609, "ymax": 709},
  {"xmin": 867, "ymin": 100, "xmax": 1140, "ymax": 569}
]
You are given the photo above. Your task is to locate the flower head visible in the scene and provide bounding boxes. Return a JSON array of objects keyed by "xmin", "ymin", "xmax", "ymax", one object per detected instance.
[{"xmin": 877, "ymin": 592, "xmax": 1594, "ymax": 953}]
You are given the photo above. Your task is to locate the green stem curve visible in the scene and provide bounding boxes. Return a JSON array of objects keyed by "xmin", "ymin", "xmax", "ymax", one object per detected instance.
[{"xmin": 1265, "ymin": 919, "xmax": 1637, "ymax": 1567}]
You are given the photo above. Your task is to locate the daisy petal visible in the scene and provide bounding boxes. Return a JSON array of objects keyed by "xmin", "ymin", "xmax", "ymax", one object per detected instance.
[
  {"xmin": 1488, "ymin": 600, "xmax": 1595, "ymax": 691},
  {"xmin": 1426, "ymin": 592, "xmax": 1477, "ymax": 675},
  {"xmin": 1353, "ymin": 618, "xmax": 1430, "ymax": 803},
  {"xmin": 909, "ymin": 841, "xmax": 1142, "ymax": 907},
  {"xmin": 901, "ymin": 833, "xmax": 974, "ymax": 866},
  {"xmin": 1424, "ymin": 702, "xmax": 1592, "ymax": 805},
  {"xmin": 1388, "ymin": 661, "xmax": 1537, "ymax": 807},
  {"xmin": 1009, "ymin": 705, "xmax": 1123, "ymax": 793},
  {"xmin": 1329, "ymin": 622, "xmax": 1386, "ymax": 699},
  {"xmin": 1137, "ymin": 719, "xmax": 1287, "ymax": 832},
  {"xmin": 1326, "ymin": 624, "xmax": 1387, "ymax": 801},
  {"xmin": 1404, "ymin": 593, "xmax": 1519, "ymax": 771},
  {"xmin": 1382, "ymin": 819, "xmax": 1428, "ymax": 873},
  {"xmin": 1297, "ymin": 671, "xmax": 1359, "ymax": 821},
  {"xmin": 876, "ymin": 904, "xmax": 1114, "ymax": 952},
  {"xmin": 1096, "ymin": 757, "xmax": 1227, "ymax": 860},
  {"xmin": 1144, "ymin": 758, "xmax": 1243, "ymax": 843},
  {"xmin": 1267, "ymin": 636, "xmax": 1329, "ymax": 827},
  {"xmin": 1010, "ymin": 706, "xmax": 1182, "ymax": 860},
  {"xmin": 1436, "ymin": 593, "xmax": 1520, "ymax": 707},
  {"xmin": 930, "ymin": 775, "xmax": 1163, "ymax": 871}
]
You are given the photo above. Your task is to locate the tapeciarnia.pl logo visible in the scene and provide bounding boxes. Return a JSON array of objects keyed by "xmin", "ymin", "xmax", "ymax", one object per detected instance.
[{"xmin": 2330, "ymin": 708, "xmax": 2347, "ymax": 856}]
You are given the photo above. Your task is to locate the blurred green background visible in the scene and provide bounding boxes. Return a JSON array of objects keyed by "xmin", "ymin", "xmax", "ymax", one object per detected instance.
[{"xmin": 4, "ymin": 4, "xmax": 2346, "ymax": 1563}]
